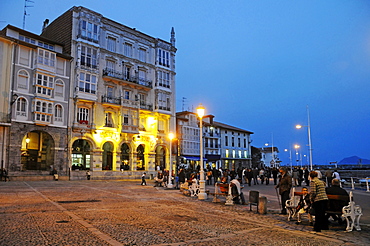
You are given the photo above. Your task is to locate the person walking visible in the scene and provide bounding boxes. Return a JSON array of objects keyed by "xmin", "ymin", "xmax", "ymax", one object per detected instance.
[
  {"xmin": 275, "ymin": 167, "xmax": 292, "ymax": 215},
  {"xmin": 141, "ymin": 172, "xmax": 147, "ymax": 186},
  {"xmin": 309, "ymin": 171, "xmax": 329, "ymax": 232}
]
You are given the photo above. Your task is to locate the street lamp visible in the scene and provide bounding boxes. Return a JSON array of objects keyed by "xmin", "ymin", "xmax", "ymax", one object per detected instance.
[
  {"xmin": 284, "ymin": 148, "xmax": 292, "ymax": 170},
  {"xmin": 167, "ymin": 132, "xmax": 175, "ymax": 188},
  {"xmin": 296, "ymin": 105, "xmax": 313, "ymax": 171},
  {"xmin": 294, "ymin": 144, "xmax": 300, "ymax": 167},
  {"xmin": 197, "ymin": 104, "xmax": 207, "ymax": 200}
]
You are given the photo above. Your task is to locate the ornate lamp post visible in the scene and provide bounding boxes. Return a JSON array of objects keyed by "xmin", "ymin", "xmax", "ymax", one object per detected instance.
[
  {"xmin": 167, "ymin": 132, "xmax": 175, "ymax": 188},
  {"xmin": 197, "ymin": 104, "xmax": 207, "ymax": 200}
]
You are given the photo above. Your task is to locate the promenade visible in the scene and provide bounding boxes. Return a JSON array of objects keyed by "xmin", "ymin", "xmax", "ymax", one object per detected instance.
[{"xmin": 0, "ymin": 180, "xmax": 369, "ymax": 246}]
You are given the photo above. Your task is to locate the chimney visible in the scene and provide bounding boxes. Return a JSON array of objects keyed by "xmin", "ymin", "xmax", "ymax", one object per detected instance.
[{"xmin": 42, "ymin": 19, "xmax": 49, "ymax": 32}]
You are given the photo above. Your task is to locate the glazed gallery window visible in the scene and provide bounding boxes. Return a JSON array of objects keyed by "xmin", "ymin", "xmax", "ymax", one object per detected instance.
[
  {"xmin": 157, "ymin": 71, "xmax": 170, "ymax": 88},
  {"xmin": 81, "ymin": 20, "xmax": 98, "ymax": 41},
  {"xmin": 81, "ymin": 46, "xmax": 97, "ymax": 69},
  {"xmin": 16, "ymin": 97, "xmax": 27, "ymax": 117},
  {"xmin": 77, "ymin": 107, "xmax": 89, "ymax": 123},
  {"xmin": 34, "ymin": 101, "xmax": 52, "ymax": 123},
  {"xmin": 158, "ymin": 49, "xmax": 170, "ymax": 67},
  {"xmin": 35, "ymin": 73, "xmax": 53, "ymax": 96},
  {"xmin": 79, "ymin": 72, "xmax": 97, "ymax": 94},
  {"xmin": 37, "ymin": 49, "xmax": 56, "ymax": 67}
]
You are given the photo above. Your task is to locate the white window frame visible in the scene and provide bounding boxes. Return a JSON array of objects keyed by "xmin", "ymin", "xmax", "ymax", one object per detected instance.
[
  {"xmin": 16, "ymin": 97, "xmax": 27, "ymax": 117},
  {"xmin": 17, "ymin": 70, "xmax": 29, "ymax": 89},
  {"xmin": 79, "ymin": 72, "xmax": 97, "ymax": 94},
  {"xmin": 54, "ymin": 104, "xmax": 63, "ymax": 122},
  {"xmin": 77, "ymin": 107, "xmax": 89, "ymax": 123}
]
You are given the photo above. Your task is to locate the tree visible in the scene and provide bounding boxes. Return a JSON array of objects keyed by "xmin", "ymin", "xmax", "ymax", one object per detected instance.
[{"xmin": 251, "ymin": 146, "xmax": 263, "ymax": 169}]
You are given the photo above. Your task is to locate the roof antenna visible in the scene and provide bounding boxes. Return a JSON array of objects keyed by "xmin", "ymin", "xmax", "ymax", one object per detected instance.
[{"xmin": 23, "ymin": 0, "xmax": 34, "ymax": 30}]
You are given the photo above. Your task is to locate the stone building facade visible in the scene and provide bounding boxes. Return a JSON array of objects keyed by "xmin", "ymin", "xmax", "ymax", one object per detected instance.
[
  {"xmin": 0, "ymin": 25, "xmax": 72, "ymax": 176},
  {"xmin": 41, "ymin": 6, "xmax": 176, "ymax": 179}
]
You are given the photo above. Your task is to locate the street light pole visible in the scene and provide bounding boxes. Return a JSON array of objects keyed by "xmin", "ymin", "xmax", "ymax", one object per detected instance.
[
  {"xmin": 197, "ymin": 104, "xmax": 207, "ymax": 200},
  {"xmin": 296, "ymin": 105, "xmax": 313, "ymax": 171},
  {"xmin": 167, "ymin": 133, "xmax": 174, "ymax": 188}
]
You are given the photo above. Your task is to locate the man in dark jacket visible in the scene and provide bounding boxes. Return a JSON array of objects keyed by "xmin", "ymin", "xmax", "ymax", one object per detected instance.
[
  {"xmin": 325, "ymin": 178, "xmax": 349, "ymax": 223},
  {"xmin": 275, "ymin": 167, "xmax": 292, "ymax": 215}
]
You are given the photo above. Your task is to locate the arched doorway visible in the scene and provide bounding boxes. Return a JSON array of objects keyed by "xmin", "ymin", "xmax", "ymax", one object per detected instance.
[
  {"xmin": 120, "ymin": 143, "xmax": 130, "ymax": 170},
  {"xmin": 136, "ymin": 145, "xmax": 145, "ymax": 170},
  {"xmin": 21, "ymin": 131, "xmax": 54, "ymax": 171},
  {"xmin": 155, "ymin": 146, "xmax": 166, "ymax": 171},
  {"xmin": 71, "ymin": 139, "xmax": 91, "ymax": 170},
  {"xmin": 102, "ymin": 142, "xmax": 113, "ymax": 170}
]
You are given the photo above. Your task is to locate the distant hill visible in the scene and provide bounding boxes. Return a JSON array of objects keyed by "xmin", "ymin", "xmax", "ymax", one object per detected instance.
[{"xmin": 338, "ymin": 156, "xmax": 370, "ymax": 165}]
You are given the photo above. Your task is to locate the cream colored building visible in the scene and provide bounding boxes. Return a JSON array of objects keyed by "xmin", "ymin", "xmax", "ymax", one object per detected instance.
[{"xmin": 42, "ymin": 6, "xmax": 176, "ymax": 179}]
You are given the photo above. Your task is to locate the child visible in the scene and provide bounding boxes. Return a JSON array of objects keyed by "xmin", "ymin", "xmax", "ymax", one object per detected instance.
[
  {"xmin": 295, "ymin": 187, "xmax": 313, "ymax": 225},
  {"xmin": 141, "ymin": 172, "xmax": 147, "ymax": 186}
]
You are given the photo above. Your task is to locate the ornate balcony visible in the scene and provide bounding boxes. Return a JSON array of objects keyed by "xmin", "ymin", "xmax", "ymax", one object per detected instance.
[
  {"xmin": 102, "ymin": 68, "xmax": 152, "ymax": 89},
  {"xmin": 101, "ymin": 95, "xmax": 121, "ymax": 105}
]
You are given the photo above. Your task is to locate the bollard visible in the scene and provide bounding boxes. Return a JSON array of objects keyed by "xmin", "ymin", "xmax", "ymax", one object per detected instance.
[
  {"xmin": 258, "ymin": 196, "xmax": 267, "ymax": 214},
  {"xmin": 366, "ymin": 179, "xmax": 369, "ymax": 192},
  {"xmin": 351, "ymin": 177, "xmax": 355, "ymax": 190}
]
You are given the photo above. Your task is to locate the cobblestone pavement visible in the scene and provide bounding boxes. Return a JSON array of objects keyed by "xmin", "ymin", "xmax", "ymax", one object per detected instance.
[{"xmin": 0, "ymin": 180, "xmax": 369, "ymax": 246}]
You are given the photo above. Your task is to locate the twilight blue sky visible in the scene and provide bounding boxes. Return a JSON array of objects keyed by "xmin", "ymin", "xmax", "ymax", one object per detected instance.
[{"xmin": 1, "ymin": 0, "xmax": 370, "ymax": 165}]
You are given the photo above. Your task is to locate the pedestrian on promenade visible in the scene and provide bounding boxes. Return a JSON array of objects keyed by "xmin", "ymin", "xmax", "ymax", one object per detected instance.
[
  {"xmin": 141, "ymin": 172, "xmax": 147, "ymax": 186},
  {"xmin": 86, "ymin": 170, "xmax": 91, "ymax": 180},
  {"xmin": 309, "ymin": 171, "xmax": 329, "ymax": 232},
  {"xmin": 303, "ymin": 167, "xmax": 309, "ymax": 185},
  {"xmin": 252, "ymin": 168, "xmax": 259, "ymax": 185},
  {"xmin": 275, "ymin": 167, "xmax": 292, "ymax": 215},
  {"xmin": 245, "ymin": 168, "xmax": 253, "ymax": 186},
  {"xmin": 272, "ymin": 167, "xmax": 279, "ymax": 185},
  {"xmin": 1, "ymin": 168, "xmax": 9, "ymax": 182},
  {"xmin": 332, "ymin": 170, "xmax": 340, "ymax": 181},
  {"xmin": 295, "ymin": 187, "xmax": 313, "ymax": 225}
]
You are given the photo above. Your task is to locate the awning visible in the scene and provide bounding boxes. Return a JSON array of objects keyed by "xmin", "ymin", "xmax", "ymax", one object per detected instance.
[
  {"xmin": 205, "ymin": 154, "xmax": 221, "ymax": 161},
  {"xmin": 182, "ymin": 156, "xmax": 207, "ymax": 161}
]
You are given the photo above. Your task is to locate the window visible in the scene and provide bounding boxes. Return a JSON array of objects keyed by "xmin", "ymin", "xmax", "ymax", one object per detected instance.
[
  {"xmin": 105, "ymin": 112, "xmax": 113, "ymax": 127},
  {"xmin": 123, "ymin": 65, "xmax": 131, "ymax": 80},
  {"xmin": 77, "ymin": 107, "xmax": 89, "ymax": 123},
  {"xmin": 81, "ymin": 20, "xmax": 98, "ymax": 42},
  {"xmin": 232, "ymin": 137, "xmax": 235, "ymax": 147},
  {"xmin": 56, "ymin": 57, "xmax": 66, "ymax": 75},
  {"xmin": 123, "ymin": 114, "xmax": 129, "ymax": 125},
  {"xmin": 37, "ymin": 49, "xmax": 56, "ymax": 67},
  {"xmin": 16, "ymin": 97, "xmax": 27, "ymax": 117},
  {"xmin": 17, "ymin": 70, "xmax": 29, "ymax": 89},
  {"xmin": 138, "ymin": 70, "xmax": 146, "ymax": 85},
  {"xmin": 106, "ymin": 86, "xmax": 114, "ymax": 98},
  {"xmin": 54, "ymin": 80, "xmax": 64, "ymax": 98},
  {"xmin": 19, "ymin": 46, "xmax": 30, "ymax": 66},
  {"xmin": 123, "ymin": 90, "xmax": 130, "ymax": 100},
  {"xmin": 81, "ymin": 46, "xmax": 97, "ymax": 69},
  {"xmin": 79, "ymin": 72, "xmax": 97, "ymax": 94},
  {"xmin": 238, "ymin": 138, "xmax": 241, "ymax": 148},
  {"xmin": 34, "ymin": 100, "xmax": 52, "ymax": 123},
  {"xmin": 107, "ymin": 36, "xmax": 116, "ymax": 52},
  {"xmin": 157, "ymin": 71, "xmax": 170, "ymax": 88},
  {"xmin": 106, "ymin": 60, "xmax": 115, "ymax": 71},
  {"xmin": 139, "ymin": 48, "xmax": 146, "ymax": 62},
  {"xmin": 157, "ymin": 92, "xmax": 170, "ymax": 111},
  {"xmin": 138, "ymin": 93, "xmax": 145, "ymax": 105},
  {"xmin": 36, "ymin": 74, "xmax": 54, "ymax": 96},
  {"xmin": 124, "ymin": 43, "xmax": 132, "ymax": 57},
  {"xmin": 54, "ymin": 104, "xmax": 63, "ymax": 122},
  {"xmin": 244, "ymin": 139, "xmax": 247, "ymax": 148},
  {"xmin": 158, "ymin": 49, "xmax": 170, "ymax": 67},
  {"xmin": 225, "ymin": 149, "xmax": 229, "ymax": 158},
  {"xmin": 225, "ymin": 136, "xmax": 228, "ymax": 146}
]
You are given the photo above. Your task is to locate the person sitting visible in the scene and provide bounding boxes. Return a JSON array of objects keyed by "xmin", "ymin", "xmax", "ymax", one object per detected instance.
[
  {"xmin": 230, "ymin": 179, "xmax": 246, "ymax": 205},
  {"xmin": 218, "ymin": 177, "xmax": 229, "ymax": 194},
  {"xmin": 154, "ymin": 171, "xmax": 164, "ymax": 187},
  {"xmin": 325, "ymin": 178, "xmax": 349, "ymax": 224},
  {"xmin": 295, "ymin": 187, "xmax": 313, "ymax": 225}
]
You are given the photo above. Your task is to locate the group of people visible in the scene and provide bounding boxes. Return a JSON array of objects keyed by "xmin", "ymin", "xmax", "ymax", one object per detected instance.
[{"xmin": 275, "ymin": 167, "xmax": 349, "ymax": 232}]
